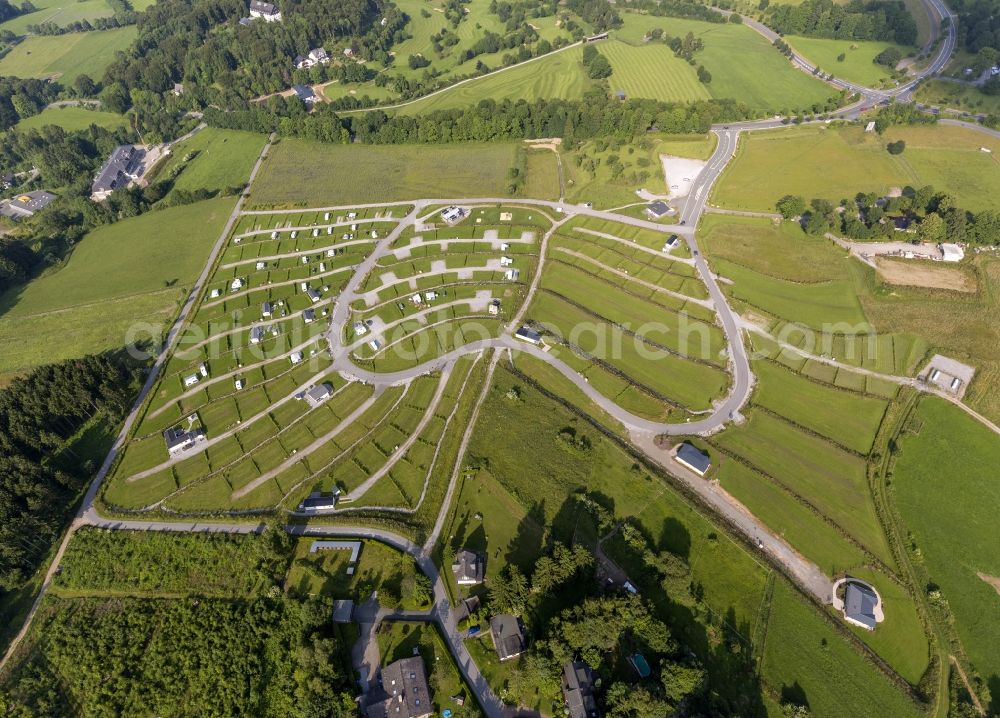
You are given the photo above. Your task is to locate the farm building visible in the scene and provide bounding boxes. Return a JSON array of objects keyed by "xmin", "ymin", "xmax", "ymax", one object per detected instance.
[
  {"xmin": 91, "ymin": 145, "xmax": 145, "ymax": 201},
  {"xmin": 645, "ymin": 201, "xmax": 671, "ymax": 219},
  {"xmin": 249, "ymin": 0, "xmax": 281, "ymax": 21},
  {"xmin": 451, "ymin": 549, "xmax": 484, "ymax": 585},
  {"xmin": 674, "ymin": 443, "xmax": 711, "ymax": 476},
  {"xmin": 562, "ymin": 662, "xmax": 600, "ymax": 718},
  {"xmin": 843, "ymin": 581, "xmax": 879, "ymax": 630},
  {"xmin": 163, "ymin": 426, "xmax": 205, "ymax": 456},
  {"xmin": 365, "ymin": 657, "xmax": 432, "ymax": 718},
  {"xmin": 490, "ymin": 614, "xmax": 526, "ymax": 661},
  {"xmin": 2, "ymin": 190, "xmax": 56, "ymax": 219}
]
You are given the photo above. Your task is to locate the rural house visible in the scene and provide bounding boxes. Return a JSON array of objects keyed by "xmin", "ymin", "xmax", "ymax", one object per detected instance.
[
  {"xmin": 249, "ymin": 0, "xmax": 281, "ymax": 21},
  {"xmin": 293, "ymin": 84, "xmax": 318, "ymax": 105},
  {"xmin": 451, "ymin": 549, "xmax": 484, "ymax": 585},
  {"xmin": 562, "ymin": 662, "xmax": 600, "ymax": 718},
  {"xmin": 843, "ymin": 582, "xmax": 879, "ymax": 631},
  {"xmin": 365, "ymin": 656, "xmax": 433, "ymax": 718},
  {"xmin": 304, "ymin": 383, "xmax": 333, "ymax": 407},
  {"xmin": 674, "ymin": 443, "xmax": 711, "ymax": 476},
  {"xmin": 91, "ymin": 145, "xmax": 145, "ymax": 201},
  {"xmin": 163, "ymin": 426, "xmax": 205, "ymax": 456},
  {"xmin": 490, "ymin": 614, "xmax": 526, "ymax": 661},
  {"xmin": 645, "ymin": 201, "xmax": 672, "ymax": 219}
]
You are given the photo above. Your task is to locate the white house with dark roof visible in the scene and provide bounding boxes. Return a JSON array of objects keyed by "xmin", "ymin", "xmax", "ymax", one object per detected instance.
[
  {"xmin": 645, "ymin": 200, "xmax": 672, "ymax": 219},
  {"xmin": 304, "ymin": 383, "xmax": 332, "ymax": 407},
  {"xmin": 164, "ymin": 426, "xmax": 205, "ymax": 456},
  {"xmin": 490, "ymin": 614, "xmax": 526, "ymax": 661},
  {"xmin": 91, "ymin": 145, "xmax": 145, "ymax": 201},
  {"xmin": 674, "ymin": 442, "xmax": 711, "ymax": 476},
  {"xmin": 249, "ymin": 0, "xmax": 281, "ymax": 21},
  {"xmin": 451, "ymin": 549, "xmax": 484, "ymax": 585},
  {"xmin": 295, "ymin": 47, "xmax": 330, "ymax": 69},
  {"xmin": 292, "ymin": 84, "xmax": 317, "ymax": 105},
  {"xmin": 843, "ymin": 581, "xmax": 880, "ymax": 630}
]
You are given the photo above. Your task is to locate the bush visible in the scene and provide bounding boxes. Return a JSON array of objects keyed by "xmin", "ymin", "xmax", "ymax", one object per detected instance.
[
  {"xmin": 874, "ymin": 46, "xmax": 902, "ymax": 68},
  {"xmin": 887, "ymin": 139, "xmax": 906, "ymax": 154}
]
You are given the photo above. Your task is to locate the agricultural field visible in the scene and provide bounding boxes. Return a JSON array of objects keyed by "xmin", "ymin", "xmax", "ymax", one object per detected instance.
[
  {"xmin": 248, "ymin": 140, "xmax": 545, "ymax": 206},
  {"xmin": 599, "ymin": 40, "xmax": 711, "ymax": 103},
  {"xmin": 0, "ymin": 0, "xmax": 154, "ymax": 33},
  {"xmin": 712, "ymin": 123, "xmax": 1000, "ymax": 213},
  {"xmin": 786, "ymin": 36, "xmax": 912, "ymax": 86},
  {"xmin": 0, "ymin": 197, "xmax": 235, "ymax": 379},
  {"xmin": 892, "ymin": 397, "xmax": 1000, "ymax": 686},
  {"xmin": 0, "ymin": 28, "xmax": 136, "ymax": 83},
  {"xmin": 615, "ymin": 13, "xmax": 837, "ymax": 112},
  {"xmin": 156, "ymin": 128, "xmax": 267, "ymax": 196},
  {"xmin": 15, "ymin": 105, "xmax": 127, "ymax": 131}
]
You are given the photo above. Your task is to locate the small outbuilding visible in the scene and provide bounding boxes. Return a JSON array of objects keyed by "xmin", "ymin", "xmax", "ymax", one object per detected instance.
[
  {"xmin": 645, "ymin": 201, "xmax": 671, "ymax": 219},
  {"xmin": 514, "ymin": 326, "xmax": 542, "ymax": 345},
  {"xmin": 674, "ymin": 442, "xmax": 711, "ymax": 476}
]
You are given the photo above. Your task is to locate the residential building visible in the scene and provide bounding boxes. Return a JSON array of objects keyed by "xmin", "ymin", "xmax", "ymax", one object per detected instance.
[
  {"xmin": 490, "ymin": 614, "xmax": 526, "ymax": 661},
  {"xmin": 230, "ymin": 278, "xmax": 244, "ymax": 291},
  {"xmin": 304, "ymin": 383, "xmax": 333, "ymax": 407},
  {"xmin": 451, "ymin": 549, "xmax": 484, "ymax": 585},
  {"xmin": 183, "ymin": 374, "xmax": 199, "ymax": 387},
  {"xmin": 440, "ymin": 205, "xmax": 465, "ymax": 224},
  {"xmin": 365, "ymin": 657, "xmax": 433, "ymax": 718},
  {"xmin": 249, "ymin": 0, "xmax": 281, "ymax": 21},
  {"xmin": 290, "ymin": 351, "xmax": 304, "ymax": 364},
  {"xmin": 563, "ymin": 662, "xmax": 600, "ymax": 718},
  {"xmin": 250, "ymin": 326, "xmax": 265, "ymax": 344},
  {"xmin": 500, "ymin": 256, "xmax": 513, "ymax": 267},
  {"xmin": 488, "ymin": 300, "xmax": 500, "ymax": 315},
  {"xmin": 514, "ymin": 326, "xmax": 542, "ymax": 345},
  {"xmin": 303, "ymin": 308, "xmax": 316, "ymax": 323},
  {"xmin": 299, "ymin": 490, "xmax": 339, "ymax": 512},
  {"xmin": 2, "ymin": 190, "xmax": 56, "ymax": 219},
  {"xmin": 292, "ymin": 84, "xmax": 317, "ymax": 105},
  {"xmin": 353, "ymin": 321, "xmax": 368, "ymax": 336},
  {"xmin": 645, "ymin": 200, "xmax": 671, "ymax": 219},
  {"xmin": 262, "ymin": 301, "xmax": 273, "ymax": 318},
  {"xmin": 843, "ymin": 581, "xmax": 879, "ymax": 631},
  {"xmin": 91, "ymin": 145, "xmax": 145, "ymax": 201},
  {"xmin": 295, "ymin": 47, "xmax": 330, "ymax": 69},
  {"xmin": 674, "ymin": 442, "xmax": 711, "ymax": 476},
  {"xmin": 505, "ymin": 268, "xmax": 520, "ymax": 281},
  {"xmin": 307, "ymin": 287, "xmax": 321, "ymax": 302},
  {"xmin": 164, "ymin": 426, "xmax": 205, "ymax": 456}
]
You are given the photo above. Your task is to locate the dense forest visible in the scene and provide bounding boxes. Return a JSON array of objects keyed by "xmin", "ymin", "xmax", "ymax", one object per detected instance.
[
  {"xmin": 0, "ymin": 354, "xmax": 141, "ymax": 593},
  {"xmin": 0, "ymin": 528, "xmax": 363, "ymax": 716},
  {"xmin": 0, "ymin": 78, "xmax": 60, "ymax": 132},
  {"xmin": 767, "ymin": 0, "xmax": 918, "ymax": 45},
  {"xmin": 952, "ymin": 0, "xmax": 1000, "ymax": 57},
  {"xmin": 204, "ymin": 90, "xmax": 844, "ymax": 144}
]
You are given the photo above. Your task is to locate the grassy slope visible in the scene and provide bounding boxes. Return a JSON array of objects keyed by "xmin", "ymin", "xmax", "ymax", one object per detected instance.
[
  {"xmin": 763, "ymin": 581, "xmax": 924, "ymax": 718},
  {"xmin": 615, "ymin": 14, "xmax": 835, "ymax": 112},
  {"xmin": 785, "ymin": 36, "xmax": 911, "ymax": 86},
  {"xmin": 0, "ymin": 198, "xmax": 234, "ymax": 376},
  {"xmin": 913, "ymin": 79, "xmax": 1000, "ymax": 115},
  {"xmin": 0, "ymin": 28, "xmax": 136, "ymax": 83},
  {"xmin": 712, "ymin": 123, "xmax": 1000, "ymax": 213},
  {"xmin": 159, "ymin": 128, "xmax": 267, "ymax": 195},
  {"xmin": 892, "ymin": 397, "xmax": 1000, "ymax": 684},
  {"xmin": 0, "ymin": 0, "xmax": 154, "ymax": 33},
  {"xmin": 248, "ymin": 139, "xmax": 520, "ymax": 206},
  {"xmin": 16, "ymin": 105, "xmax": 127, "ymax": 132}
]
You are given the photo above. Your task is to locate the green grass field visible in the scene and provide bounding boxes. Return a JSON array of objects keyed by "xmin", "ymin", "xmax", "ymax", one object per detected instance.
[
  {"xmin": 249, "ymin": 140, "xmax": 525, "ymax": 206},
  {"xmin": 786, "ymin": 36, "xmax": 911, "ymax": 86},
  {"xmin": 601, "ymin": 40, "xmax": 710, "ymax": 103},
  {"xmin": 0, "ymin": 28, "xmax": 136, "ymax": 83},
  {"xmin": 0, "ymin": 198, "xmax": 234, "ymax": 377},
  {"xmin": 0, "ymin": 0, "xmax": 154, "ymax": 33},
  {"xmin": 892, "ymin": 397, "xmax": 1000, "ymax": 685},
  {"xmin": 15, "ymin": 105, "xmax": 127, "ymax": 132},
  {"xmin": 615, "ymin": 14, "xmax": 835, "ymax": 112},
  {"xmin": 712, "ymin": 124, "xmax": 1000, "ymax": 213},
  {"xmin": 762, "ymin": 581, "xmax": 924, "ymax": 718},
  {"xmin": 158, "ymin": 128, "xmax": 267, "ymax": 195}
]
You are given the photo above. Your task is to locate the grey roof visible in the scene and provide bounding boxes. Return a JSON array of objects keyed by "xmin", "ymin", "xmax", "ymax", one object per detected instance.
[
  {"xmin": 300, "ymin": 493, "xmax": 337, "ymax": 510},
  {"xmin": 292, "ymin": 84, "xmax": 316, "ymax": 101},
  {"xmin": 332, "ymin": 599, "xmax": 354, "ymax": 623},
  {"xmin": 451, "ymin": 549, "xmax": 484, "ymax": 584},
  {"xmin": 163, "ymin": 426, "xmax": 204, "ymax": 452},
  {"xmin": 305, "ymin": 383, "xmax": 332, "ymax": 403},
  {"xmin": 514, "ymin": 326, "xmax": 542, "ymax": 343},
  {"xmin": 7, "ymin": 190, "xmax": 56, "ymax": 215},
  {"xmin": 303, "ymin": 308, "xmax": 316, "ymax": 321},
  {"xmin": 844, "ymin": 582, "xmax": 878, "ymax": 629},
  {"xmin": 92, "ymin": 145, "xmax": 143, "ymax": 195},
  {"xmin": 646, "ymin": 200, "xmax": 670, "ymax": 217},
  {"xmin": 676, "ymin": 442, "xmax": 711, "ymax": 474},
  {"xmin": 490, "ymin": 614, "xmax": 526, "ymax": 661},
  {"xmin": 563, "ymin": 662, "xmax": 600, "ymax": 718},
  {"xmin": 366, "ymin": 657, "xmax": 432, "ymax": 718},
  {"xmin": 250, "ymin": 0, "xmax": 277, "ymax": 13}
]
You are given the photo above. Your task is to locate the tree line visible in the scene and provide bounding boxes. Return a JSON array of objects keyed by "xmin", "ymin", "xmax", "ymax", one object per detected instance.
[
  {"xmin": 205, "ymin": 90, "xmax": 846, "ymax": 145},
  {"xmin": 767, "ymin": 0, "xmax": 918, "ymax": 45},
  {"xmin": 0, "ymin": 354, "xmax": 142, "ymax": 594}
]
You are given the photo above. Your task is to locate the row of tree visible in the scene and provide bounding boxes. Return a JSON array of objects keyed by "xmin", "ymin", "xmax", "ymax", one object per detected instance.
[
  {"xmin": 767, "ymin": 0, "xmax": 918, "ymax": 45},
  {"xmin": 777, "ymin": 184, "xmax": 1000, "ymax": 245}
]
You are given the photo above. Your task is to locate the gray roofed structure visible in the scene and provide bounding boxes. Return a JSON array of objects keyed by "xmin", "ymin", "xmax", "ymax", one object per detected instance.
[
  {"xmin": 451, "ymin": 549, "xmax": 484, "ymax": 585},
  {"xmin": 3, "ymin": 190, "xmax": 56, "ymax": 218},
  {"xmin": 514, "ymin": 326, "xmax": 542, "ymax": 345},
  {"xmin": 91, "ymin": 145, "xmax": 145, "ymax": 200},
  {"xmin": 645, "ymin": 200, "xmax": 671, "ymax": 218},
  {"xmin": 304, "ymin": 382, "xmax": 333, "ymax": 406},
  {"xmin": 365, "ymin": 657, "xmax": 433, "ymax": 718},
  {"xmin": 675, "ymin": 442, "xmax": 711, "ymax": 476},
  {"xmin": 563, "ymin": 662, "xmax": 600, "ymax": 718},
  {"xmin": 293, "ymin": 84, "xmax": 317, "ymax": 104},
  {"xmin": 490, "ymin": 614, "xmax": 526, "ymax": 661},
  {"xmin": 844, "ymin": 582, "xmax": 878, "ymax": 630},
  {"xmin": 163, "ymin": 426, "xmax": 205, "ymax": 455}
]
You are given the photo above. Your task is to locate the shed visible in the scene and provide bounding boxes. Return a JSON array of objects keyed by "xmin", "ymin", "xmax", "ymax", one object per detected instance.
[{"xmin": 674, "ymin": 442, "xmax": 711, "ymax": 476}]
